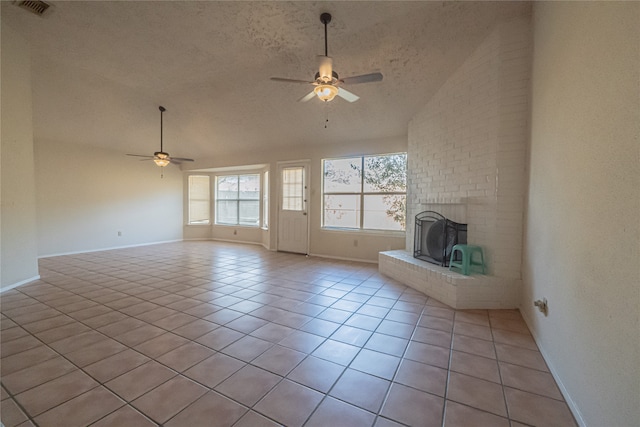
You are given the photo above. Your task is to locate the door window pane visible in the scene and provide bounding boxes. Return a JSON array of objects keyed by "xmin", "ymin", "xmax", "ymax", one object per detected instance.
[{"xmin": 282, "ymin": 167, "xmax": 304, "ymax": 211}]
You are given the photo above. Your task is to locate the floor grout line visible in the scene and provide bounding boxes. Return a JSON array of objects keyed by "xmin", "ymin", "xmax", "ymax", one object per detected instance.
[{"xmin": 1, "ymin": 241, "xmax": 576, "ymax": 427}]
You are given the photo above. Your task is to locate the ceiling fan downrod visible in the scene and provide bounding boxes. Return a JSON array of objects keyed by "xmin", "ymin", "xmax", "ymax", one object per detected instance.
[
  {"xmin": 159, "ymin": 106, "xmax": 166, "ymax": 153},
  {"xmin": 320, "ymin": 13, "xmax": 331, "ymax": 57}
]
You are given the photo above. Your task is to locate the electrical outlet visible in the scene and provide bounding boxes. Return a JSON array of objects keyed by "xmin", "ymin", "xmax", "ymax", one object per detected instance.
[{"xmin": 117, "ymin": 231, "xmax": 122, "ymax": 237}]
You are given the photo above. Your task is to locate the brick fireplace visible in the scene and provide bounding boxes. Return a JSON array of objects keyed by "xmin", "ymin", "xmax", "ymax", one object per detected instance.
[{"xmin": 380, "ymin": 17, "xmax": 531, "ymax": 309}]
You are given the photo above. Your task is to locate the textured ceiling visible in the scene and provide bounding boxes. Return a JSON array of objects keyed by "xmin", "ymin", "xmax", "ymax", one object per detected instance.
[{"xmin": 2, "ymin": 1, "xmax": 530, "ymax": 162}]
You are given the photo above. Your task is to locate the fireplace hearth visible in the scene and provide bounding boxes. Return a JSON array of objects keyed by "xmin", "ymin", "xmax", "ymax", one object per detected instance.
[{"xmin": 414, "ymin": 211, "xmax": 467, "ymax": 267}]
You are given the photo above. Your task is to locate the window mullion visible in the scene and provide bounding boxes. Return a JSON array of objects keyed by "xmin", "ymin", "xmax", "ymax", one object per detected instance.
[{"xmin": 235, "ymin": 175, "xmax": 240, "ymax": 225}]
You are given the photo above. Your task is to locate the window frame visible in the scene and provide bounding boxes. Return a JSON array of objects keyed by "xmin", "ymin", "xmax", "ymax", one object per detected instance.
[
  {"xmin": 262, "ymin": 170, "xmax": 269, "ymax": 229},
  {"xmin": 322, "ymin": 153, "xmax": 407, "ymax": 232},
  {"xmin": 214, "ymin": 173, "xmax": 262, "ymax": 227},
  {"xmin": 187, "ymin": 175, "xmax": 211, "ymax": 226}
]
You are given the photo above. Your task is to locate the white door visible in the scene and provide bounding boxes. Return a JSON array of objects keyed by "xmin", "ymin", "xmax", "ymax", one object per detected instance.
[{"xmin": 278, "ymin": 162, "xmax": 309, "ymax": 254}]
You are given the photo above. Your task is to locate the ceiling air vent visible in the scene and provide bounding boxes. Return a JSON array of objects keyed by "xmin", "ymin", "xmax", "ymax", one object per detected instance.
[{"xmin": 16, "ymin": 0, "xmax": 51, "ymax": 16}]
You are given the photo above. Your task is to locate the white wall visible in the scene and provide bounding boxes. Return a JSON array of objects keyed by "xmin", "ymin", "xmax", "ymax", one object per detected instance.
[
  {"xmin": 184, "ymin": 135, "xmax": 408, "ymax": 262},
  {"xmin": 35, "ymin": 140, "xmax": 183, "ymax": 257},
  {"xmin": 1, "ymin": 23, "xmax": 40, "ymax": 290},
  {"xmin": 524, "ymin": 2, "xmax": 639, "ymax": 426}
]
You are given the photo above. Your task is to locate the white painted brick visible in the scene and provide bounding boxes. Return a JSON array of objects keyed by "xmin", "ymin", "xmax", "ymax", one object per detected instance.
[{"xmin": 405, "ymin": 17, "xmax": 530, "ymax": 286}]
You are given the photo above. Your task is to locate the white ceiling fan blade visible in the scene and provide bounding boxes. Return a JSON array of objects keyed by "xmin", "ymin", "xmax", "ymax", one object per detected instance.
[
  {"xmin": 126, "ymin": 154, "xmax": 154, "ymax": 158},
  {"xmin": 337, "ymin": 87, "xmax": 360, "ymax": 103},
  {"xmin": 298, "ymin": 91, "xmax": 317, "ymax": 102},
  {"xmin": 340, "ymin": 72, "xmax": 383, "ymax": 85},
  {"xmin": 271, "ymin": 77, "xmax": 314, "ymax": 84},
  {"xmin": 318, "ymin": 56, "xmax": 333, "ymax": 82}
]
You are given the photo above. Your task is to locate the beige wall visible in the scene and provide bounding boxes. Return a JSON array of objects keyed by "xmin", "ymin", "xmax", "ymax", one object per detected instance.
[
  {"xmin": 35, "ymin": 140, "xmax": 184, "ymax": 257},
  {"xmin": 1, "ymin": 23, "xmax": 40, "ymax": 290},
  {"xmin": 524, "ymin": 2, "xmax": 639, "ymax": 426},
  {"xmin": 184, "ymin": 135, "xmax": 408, "ymax": 262}
]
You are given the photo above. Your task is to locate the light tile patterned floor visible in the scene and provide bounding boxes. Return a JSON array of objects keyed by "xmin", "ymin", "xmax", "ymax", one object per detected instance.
[{"xmin": 0, "ymin": 241, "xmax": 577, "ymax": 427}]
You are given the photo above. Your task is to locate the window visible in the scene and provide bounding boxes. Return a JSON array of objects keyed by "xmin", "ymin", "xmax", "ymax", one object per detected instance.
[
  {"xmin": 263, "ymin": 171, "xmax": 269, "ymax": 229},
  {"xmin": 188, "ymin": 175, "xmax": 210, "ymax": 225},
  {"xmin": 282, "ymin": 167, "xmax": 304, "ymax": 211},
  {"xmin": 323, "ymin": 153, "xmax": 407, "ymax": 231},
  {"xmin": 215, "ymin": 174, "xmax": 260, "ymax": 226}
]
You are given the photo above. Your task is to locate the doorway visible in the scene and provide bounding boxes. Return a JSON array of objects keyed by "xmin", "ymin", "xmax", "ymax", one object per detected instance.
[{"xmin": 277, "ymin": 161, "xmax": 309, "ymax": 254}]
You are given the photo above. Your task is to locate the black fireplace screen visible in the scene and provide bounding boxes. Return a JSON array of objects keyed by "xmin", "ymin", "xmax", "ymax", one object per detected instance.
[{"xmin": 413, "ymin": 211, "xmax": 467, "ymax": 266}]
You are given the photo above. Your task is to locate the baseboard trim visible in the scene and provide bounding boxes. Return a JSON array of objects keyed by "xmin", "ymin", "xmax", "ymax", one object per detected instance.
[
  {"xmin": 209, "ymin": 238, "xmax": 266, "ymax": 247},
  {"xmin": 38, "ymin": 240, "xmax": 183, "ymax": 259},
  {"xmin": 308, "ymin": 252, "xmax": 377, "ymax": 264},
  {"xmin": 519, "ymin": 307, "xmax": 586, "ymax": 427},
  {"xmin": 166, "ymin": 237, "xmax": 274, "ymax": 252},
  {"xmin": 1, "ymin": 275, "xmax": 41, "ymax": 293}
]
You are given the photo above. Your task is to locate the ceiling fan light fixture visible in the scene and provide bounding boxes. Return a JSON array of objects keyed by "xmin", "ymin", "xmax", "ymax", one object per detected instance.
[
  {"xmin": 314, "ymin": 84, "xmax": 338, "ymax": 102},
  {"xmin": 127, "ymin": 106, "xmax": 194, "ymax": 170},
  {"xmin": 153, "ymin": 152, "xmax": 170, "ymax": 167},
  {"xmin": 270, "ymin": 12, "xmax": 382, "ymax": 104}
]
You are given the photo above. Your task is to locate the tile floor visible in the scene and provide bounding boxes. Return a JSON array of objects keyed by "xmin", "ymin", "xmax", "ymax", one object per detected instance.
[{"xmin": 0, "ymin": 241, "xmax": 577, "ymax": 427}]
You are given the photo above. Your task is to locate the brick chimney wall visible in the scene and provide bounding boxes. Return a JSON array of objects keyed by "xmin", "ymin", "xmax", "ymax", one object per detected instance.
[{"xmin": 406, "ymin": 18, "xmax": 531, "ymax": 280}]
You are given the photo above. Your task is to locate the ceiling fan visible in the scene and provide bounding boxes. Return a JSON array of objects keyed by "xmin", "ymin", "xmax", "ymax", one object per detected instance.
[
  {"xmin": 270, "ymin": 13, "xmax": 383, "ymax": 103},
  {"xmin": 127, "ymin": 106, "xmax": 194, "ymax": 167}
]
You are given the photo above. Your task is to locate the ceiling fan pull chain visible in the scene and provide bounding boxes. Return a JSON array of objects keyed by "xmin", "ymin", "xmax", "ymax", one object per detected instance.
[{"xmin": 324, "ymin": 103, "xmax": 329, "ymax": 129}]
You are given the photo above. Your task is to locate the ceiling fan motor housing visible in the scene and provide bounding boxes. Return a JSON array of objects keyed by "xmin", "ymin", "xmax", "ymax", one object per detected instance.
[
  {"xmin": 269, "ymin": 11, "xmax": 382, "ymax": 104},
  {"xmin": 314, "ymin": 70, "xmax": 339, "ymax": 84}
]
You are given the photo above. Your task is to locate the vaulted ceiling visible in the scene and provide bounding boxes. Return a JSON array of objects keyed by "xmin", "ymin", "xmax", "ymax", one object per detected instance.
[{"xmin": 2, "ymin": 1, "xmax": 530, "ymax": 162}]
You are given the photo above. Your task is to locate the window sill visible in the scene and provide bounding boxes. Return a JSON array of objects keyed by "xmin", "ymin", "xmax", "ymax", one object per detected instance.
[
  {"xmin": 321, "ymin": 227, "xmax": 405, "ymax": 238},
  {"xmin": 213, "ymin": 224, "xmax": 261, "ymax": 229}
]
